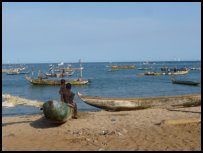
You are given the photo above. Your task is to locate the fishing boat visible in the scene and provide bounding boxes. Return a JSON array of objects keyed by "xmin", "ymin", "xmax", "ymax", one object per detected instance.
[
  {"xmin": 55, "ymin": 71, "xmax": 74, "ymax": 77},
  {"xmin": 172, "ymin": 78, "xmax": 200, "ymax": 86},
  {"xmin": 45, "ymin": 71, "xmax": 74, "ymax": 78},
  {"xmin": 3, "ymin": 68, "xmax": 19, "ymax": 73},
  {"xmin": 18, "ymin": 71, "xmax": 29, "ymax": 74},
  {"xmin": 168, "ymin": 70, "xmax": 189, "ymax": 75},
  {"xmin": 137, "ymin": 72, "xmax": 165, "ymax": 75},
  {"xmin": 190, "ymin": 67, "xmax": 201, "ymax": 70},
  {"xmin": 59, "ymin": 67, "xmax": 84, "ymax": 72},
  {"xmin": 137, "ymin": 70, "xmax": 189, "ymax": 76},
  {"xmin": 7, "ymin": 71, "xmax": 19, "ymax": 75},
  {"xmin": 77, "ymin": 92, "xmax": 201, "ymax": 111},
  {"xmin": 45, "ymin": 73, "xmax": 57, "ymax": 77},
  {"xmin": 110, "ymin": 65, "xmax": 135, "ymax": 69},
  {"xmin": 25, "ymin": 75, "xmax": 89, "ymax": 85},
  {"xmin": 138, "ymin": 68, "xmax": 150, "ymax": 70},
  {"xmin": 2, "ymin": 94, "xmax": 74, "ymax": 124},
  {"xmin": 107, "ymin": 69, "xmax": 118, "ymax": 72}
]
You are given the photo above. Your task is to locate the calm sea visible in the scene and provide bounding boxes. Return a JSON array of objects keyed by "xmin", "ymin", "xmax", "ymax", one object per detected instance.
[{"xmin": 2, "ymin": 61, "xmax": 201, "ymax": 117}]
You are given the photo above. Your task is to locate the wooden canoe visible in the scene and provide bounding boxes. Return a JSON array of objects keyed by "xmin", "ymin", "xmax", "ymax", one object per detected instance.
[
  {"xmin": 43, "ymin": 100, "xmax": 73, "ymax": 124},
  {"xmin": 25, "ymin": 75, "xmax": 89, "ymax": 85},
  {"xmin": 77, "ymin": 92, "xmax": 201, "ymax": 111},
  {"xmin": 110, "ymin": 65, "xmax": 135, "ymax": 69},
  {"xmin": 7, "ymin": 71, "xmax": 19, "ymax": 75},
  {"xmin": 137, "ymin": 70, "xmax": 189, "ymax": 76},
  {"xmin": 2, "ymin": 69, "xmax": 19, "ymax": 73},
  {"xmin": 168, "ymin": 70, "xmax": 189, "ymax": 75},
  {"xmin": 138, "ymin": 68, "xmax": 150, "ymax": 70},
  {"xmin": 2, "ymin": 94, "xmax": 73, "ymax": 124},
  {"xmin": 172, "ymin": 78, "xmax": 200, "ymax": 86},
  {"xmin": 137, "ymin": 72, "xmax": 165, "ymax": 75}
]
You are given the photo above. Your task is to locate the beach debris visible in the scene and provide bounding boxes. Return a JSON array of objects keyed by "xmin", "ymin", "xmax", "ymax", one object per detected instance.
[
  {"xmin": 102, "ymin": 130, "xmax": 109, "ymax": 135},
  {"xmin": 98, "ymin": 148, "xmax": 104, "ymax": 151},
  {"xmin": 102, "ymin": 141, "xmax": 109, "ymax": 145},
  {"xmin": 111, "ymin": 118, "xmax": 116, "ymax": 121},
  {"xmin": 122, "ymin": 128, "xmax": 128, "ymax": 134},
  {"xmin": 108, "ymin": 131, "xmax": 116, "ymax": 135},
  {"xmin": 116, "ymin": 132, "xmax": 122, "ymax": 136},
  {"xmin": 85, "ymin": 138, "xmax": 101, "ymax": 147},
  {"xmin": 161, "ymin": 118, "xmax": 201, "ymax": 126},
  {"xmin": 85, "ymin": 138, "xmax": 91, "ymax": 142},
  {"xmin": 101, "ymin": 130, "xmax": 117, "ymax": 136}
]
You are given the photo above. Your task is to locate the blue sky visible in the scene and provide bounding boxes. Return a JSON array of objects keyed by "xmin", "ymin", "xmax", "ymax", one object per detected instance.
[{"xmin": 2, "ymin": 2, "xmax": 201, "ymax": 64}]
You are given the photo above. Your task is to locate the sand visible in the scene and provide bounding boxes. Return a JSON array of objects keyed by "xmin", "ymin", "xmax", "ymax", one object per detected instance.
[{"xmin": 2, "ymin": 106, "xmax": 201, "ymax": 151}]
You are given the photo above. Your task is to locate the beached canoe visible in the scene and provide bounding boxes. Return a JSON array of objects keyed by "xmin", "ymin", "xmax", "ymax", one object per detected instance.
[
  {"xmin": 77, "ymin": 92, "xmax": 201, "ymax": 111},
  {"xmin": 25, "ymin": 75, "xmax": 89, "ymax": 85},
  {"xmin": 110, "ymin": 65, "xmax": 135, "ymax": 69},
  {"xmin": 2, "ymin": 94, "xmax": 73, "ymax": 124},
  {"xmin": 172, "ymin": 78, "xmax": 200, "ymax": 86},
  {"xmin": 43, "ymin": 100, "xmax": 73, "ymax": 124}
]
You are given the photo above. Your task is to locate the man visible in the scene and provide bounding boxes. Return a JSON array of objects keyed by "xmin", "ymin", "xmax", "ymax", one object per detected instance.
[
  {"xmin": 40, "ymin": 72, "xmax": 43, "ymax": 80},
  {"xmin": 63, "ymin": 83, "xmax": 78, "ymax": 119},
  {"xmin": 59, "ymin": 79, "xmax": 66, "ymax": 102}
]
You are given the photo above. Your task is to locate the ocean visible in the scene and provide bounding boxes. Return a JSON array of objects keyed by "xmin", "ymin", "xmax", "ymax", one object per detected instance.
[{"xmin": 2, "ymin": 61, "xmax": 201, "ymax": 117}]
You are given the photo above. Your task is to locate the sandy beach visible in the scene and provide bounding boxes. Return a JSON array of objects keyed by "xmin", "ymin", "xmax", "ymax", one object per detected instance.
[{"xmin": 2, "ymin": 106, "xmax": 201, "ymax": 151}]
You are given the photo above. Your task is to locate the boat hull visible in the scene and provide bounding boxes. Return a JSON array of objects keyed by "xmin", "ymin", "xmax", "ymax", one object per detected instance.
[
  {"xmin": 172, "ymin": 80, "xmax": 200, "ymax": 85},
  {"xmin": 110, "ymin": 65, "xmax": 135, "ymax": 69},
  {"xmin": 137, "ymin": 70, "xmax": 189, "ymax": 76},
  {"xmin": 7, "ymin": 72, "xmax": 19, "ymax": 75},
  {"xmin": 77, "ymin": 92, "xmax": 201, "ymax": 111},
  {"xmin": 43, "ymin": 100, "xmax": 73, "ymax": 124}
]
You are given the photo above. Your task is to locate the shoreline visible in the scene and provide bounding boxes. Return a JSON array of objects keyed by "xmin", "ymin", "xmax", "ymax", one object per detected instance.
[{"xmin": 2, "ymin": 106, "xmax": 201, "ymax": 151}]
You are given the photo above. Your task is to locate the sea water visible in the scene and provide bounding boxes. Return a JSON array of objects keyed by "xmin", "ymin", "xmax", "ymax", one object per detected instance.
[{"xmin": 2, "ymin": 61, "xmax": 201, "ymax": 117}]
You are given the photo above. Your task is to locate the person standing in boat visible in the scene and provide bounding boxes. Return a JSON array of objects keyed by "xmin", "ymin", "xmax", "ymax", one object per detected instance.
[
  {"xmin": 59, "ymin": 79, "xmax": 66, "ymax": 102},
  {"xmin": 39, "ymin": 72, "xmax": 43, "ymax": 80},
  {"xmin": 63, "ymin": 83, "xmax": 78, "ymax": 119},
  {"xmin": 61, "ymin": 69, "xmax": 65, "ymax": 77}
]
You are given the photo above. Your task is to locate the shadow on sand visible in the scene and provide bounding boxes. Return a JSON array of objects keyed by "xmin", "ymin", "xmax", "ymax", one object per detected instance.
[
  {"xmin": 2, "ymin": 121, "xmax": 33, "ymax": 127},
  {"xmin": 30, "ymin": 116, "xmax": 62, "ymax": 129},
  {"xmin": 167, "ymin": 109, "xmax": 201, "ymax": 114}
]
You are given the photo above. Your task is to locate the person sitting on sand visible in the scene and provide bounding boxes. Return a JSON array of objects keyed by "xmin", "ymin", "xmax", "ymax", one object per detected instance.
[
  {"xmin": 63, "ymin": 83, "xmax": 78, "ymax": 119},
  {"xmin": 59, "ymin": 79, "xmax": 66, "ymax": 102}
]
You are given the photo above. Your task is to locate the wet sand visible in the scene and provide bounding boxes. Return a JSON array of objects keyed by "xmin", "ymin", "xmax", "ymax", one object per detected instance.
[{"xmin": 2, "ymin": 106, "xmax": 201, "ymax": 151}]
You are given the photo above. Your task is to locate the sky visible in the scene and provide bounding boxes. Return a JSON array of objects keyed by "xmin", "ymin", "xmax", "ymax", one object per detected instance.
[{"xmin": 2, "ymin": 2, "xmax": 201, "ymax": 64}]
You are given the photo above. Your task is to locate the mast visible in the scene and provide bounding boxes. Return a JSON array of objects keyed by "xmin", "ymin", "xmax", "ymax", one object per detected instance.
[{"xmin": 79, "ymin": 59, "xmax": 82, "ymax": 79}]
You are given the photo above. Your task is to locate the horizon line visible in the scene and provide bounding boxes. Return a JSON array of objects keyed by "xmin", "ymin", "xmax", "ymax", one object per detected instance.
[{"xmin": 2, "ymin": 59, "xmax": 201, "ymax": 65}]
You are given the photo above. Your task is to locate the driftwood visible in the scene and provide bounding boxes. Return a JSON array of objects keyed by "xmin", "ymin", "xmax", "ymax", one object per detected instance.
[{"xmin": 2, "ymin": 94, "xmax": 44, "ymax": 109}]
